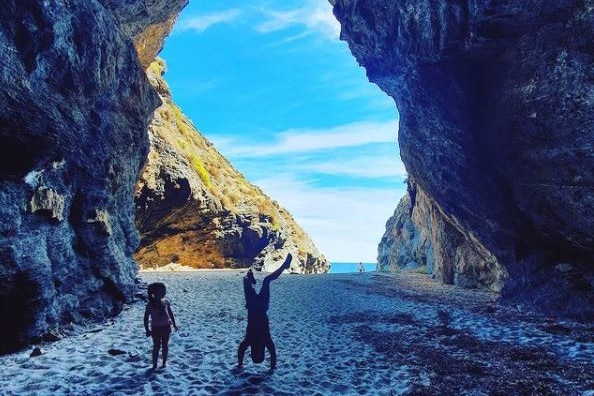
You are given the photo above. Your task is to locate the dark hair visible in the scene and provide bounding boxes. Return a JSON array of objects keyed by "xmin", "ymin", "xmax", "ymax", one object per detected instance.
[
  {"xmin": 147, "ymin": 282, "xmax": 167, "ymax": 313},
  {"xmin": 250, "ymin": 343, "xmax": 265, "ymax": 363}
]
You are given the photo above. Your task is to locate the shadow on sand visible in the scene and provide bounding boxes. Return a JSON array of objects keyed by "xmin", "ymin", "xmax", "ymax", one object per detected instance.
[{"xmin": 222, "ymin": 367, "xmax": 274, "ymax": 395}]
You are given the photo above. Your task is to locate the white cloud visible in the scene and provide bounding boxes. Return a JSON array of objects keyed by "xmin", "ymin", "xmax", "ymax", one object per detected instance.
[
  {"xmin": 302, "ymin": 154, "xmax": 407, "ymax": 178},
  {"xmin": 253, "ymin": 174, "xmax": 406, "ymax": 262},
  {"xmin": 177, "ymin": 9, "xmax": 242, "ymax": 33},
  {"xmin": 209, "ymin": 119, "xmax": 405, "ymax": 260},
  {"xmin": 174, "ymin": 3, "xmax": 340, "ymax": 40},
  {"xmin": 256, "ymin": 9, "xmax": 301, "ymax": 33},
  {"xmin": 216, "ymin": 120, "xmax": 399, "ymax": 157},
  {"xmin": 255, "ymin": 1, "xmax": 340, "ymax": 41}
]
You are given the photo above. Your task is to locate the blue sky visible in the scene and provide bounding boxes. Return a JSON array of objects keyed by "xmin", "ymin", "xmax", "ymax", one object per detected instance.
[{"xmin": 161, "ymin": 0, "xmax": 407, "ymax": 262}]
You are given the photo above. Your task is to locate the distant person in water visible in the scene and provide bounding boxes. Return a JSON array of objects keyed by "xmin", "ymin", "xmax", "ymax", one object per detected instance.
[
  {"xmin": 144, "ymin": 282, "xmax": 179, "ymax": 370},
  {"xmin": 237, "ymin": 253, "xmax": 292, "ymax": 373},
  {"xmin": 358, "ymin": 262, "xmax": 365, "ymax": 272}
]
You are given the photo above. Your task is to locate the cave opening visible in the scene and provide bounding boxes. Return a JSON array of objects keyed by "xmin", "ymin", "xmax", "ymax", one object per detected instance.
[
  {"xmin": 0, "ymin": 130, "xmax": 46, "ymax": 182},
  {"xmin": 0, "ymin": 270, "xmax": 41, "ymax": 354},
  {"xmin": 140, "ymin": 0, "xmax": 405, "ymax": 269}
]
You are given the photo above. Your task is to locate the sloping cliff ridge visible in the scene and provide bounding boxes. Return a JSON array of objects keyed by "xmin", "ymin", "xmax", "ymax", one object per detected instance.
[
  {"xmin": 135, "ymin": 60, "xmax": 329, "ymax": 273},
  {"xmin": 333, "ymin": 1, "xmax": 593, "ymax": 317},
  {"xmin": 0, "ymin": 0, "xmax": 187, "ymax": 353}
]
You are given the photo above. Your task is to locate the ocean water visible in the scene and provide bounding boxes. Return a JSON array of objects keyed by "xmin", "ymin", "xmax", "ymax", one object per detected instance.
[{"xmin": 329, "ymin": 262, "xmax": 377, "ymax": 273}]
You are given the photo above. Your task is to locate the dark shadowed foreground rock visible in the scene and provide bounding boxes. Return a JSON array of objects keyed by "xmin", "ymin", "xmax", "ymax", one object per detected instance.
[
  {"xmin": 333, "ymin": 0, "xmax": 594, "ymax": 318},
  {"xmin": 0, "ymin": 0, "xmax": 186, "ymax": 353},
  {"xmin": 135, "ymin": 60, "xmax": 329, "ymax": 273}
]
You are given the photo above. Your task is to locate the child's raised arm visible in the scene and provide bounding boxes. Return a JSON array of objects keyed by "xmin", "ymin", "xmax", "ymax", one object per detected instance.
[{"xmin": 264, "ymin": 253, "xmax": 292, "ymax": 284}]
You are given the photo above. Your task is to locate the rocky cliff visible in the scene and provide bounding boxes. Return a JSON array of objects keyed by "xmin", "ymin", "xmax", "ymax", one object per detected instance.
[
  {"xmin": 378, "ymin": 181, "xmax": 505, "ymax": 291},
  {"xmin": 0, "ymin": 0, "xmax": 187, "ymax": 353},
  {"xmin": 135, "ymin": 60, "xmax": 329, "ymax": 273},
  {"xmin": 333, "ymin": 0, "xmax": 594, "ymax": 318}
]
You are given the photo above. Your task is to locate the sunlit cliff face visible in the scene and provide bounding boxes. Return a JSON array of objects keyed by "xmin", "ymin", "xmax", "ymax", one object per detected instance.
[{"xmin": 133, "ymin": 59, "xmax": 329, "ymax": 273}]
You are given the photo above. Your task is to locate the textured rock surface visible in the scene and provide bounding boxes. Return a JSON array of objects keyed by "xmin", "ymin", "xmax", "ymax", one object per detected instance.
[
  {"xmin": 378, "ymin": 183, "xmax": 505, "ymax": 291},
  {"xmin": 0, "ymin": 0, "xmax": 185, "ymax": 353},
  {"xmin": 101, "ymin": 0, "xmax": 189, "ymax": 68},
  {"xmin": 135, "ymin": 60, "xmax": 329, "ymax": 274},
  {"xmin": 333, "ymin": 0, "xmax": 594, "ymax": 317}
]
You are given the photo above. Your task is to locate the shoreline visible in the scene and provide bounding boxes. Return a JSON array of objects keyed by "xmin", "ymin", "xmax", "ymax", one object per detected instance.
[{"xmin": 138, "ymin": 261, "xmax": 381, "ymax": 274}]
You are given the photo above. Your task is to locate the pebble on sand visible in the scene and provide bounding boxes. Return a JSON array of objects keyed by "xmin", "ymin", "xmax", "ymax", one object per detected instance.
[
  {"xmin": 108, "ymin": 349, "xmax": 126, "ymax": 356},
  {"xmin": 30, "ymin": 347, "xmax": 42, "ymax": 358}
]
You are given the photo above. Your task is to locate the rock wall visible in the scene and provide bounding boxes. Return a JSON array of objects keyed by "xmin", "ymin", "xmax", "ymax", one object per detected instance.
[
  {"xmin": 378, "ymin": 181, "xmax": 505, "ymax": 291},
  {"xmin": 135, "ymin": 60, "xmax": 329, "ymax": 274},
  {"xmin": 333, "ymin": 0, "xmax": 594, "ymax": 318},
  {"xmin": 0, "ymin": 0, "xmax": 186, "ymax": 353}
]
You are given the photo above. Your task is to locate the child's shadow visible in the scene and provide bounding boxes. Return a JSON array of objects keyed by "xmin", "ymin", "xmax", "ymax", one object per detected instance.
[
  {"xmin": 225, "ymin": 366, "xmax": 272, "ymax": 394},
  {"xmin": 145, "ymin": 367, "xmax": 161, "ymax": 377}
]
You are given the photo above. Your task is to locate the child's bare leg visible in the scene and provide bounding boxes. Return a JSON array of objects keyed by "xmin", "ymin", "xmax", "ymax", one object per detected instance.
[
  {"xmin": 152, "ymin": 336, "xmax": 161, "ymax": 369},
  {"xmin": 246, "ymin": 269, "xmax": 256, "ymax": 284},
  {"xmin": 161, "ymin": 333, "xmax": 170, "ymax": 368}
]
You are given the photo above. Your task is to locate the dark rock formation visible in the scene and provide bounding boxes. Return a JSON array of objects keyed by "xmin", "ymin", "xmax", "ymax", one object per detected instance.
[
  {"xmin": 0, "ymin": 0, "xmax": 186, "ymax": 353},
  {"xmin": 135, "ymin": 60, "xmax": 329, "ymax": 273},
  {"xmin": 333, "ymin": 0, "xmax": 593, "ymax": 318}
]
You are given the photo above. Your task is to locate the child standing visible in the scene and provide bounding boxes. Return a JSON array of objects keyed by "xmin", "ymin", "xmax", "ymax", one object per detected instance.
[{"xmin": 144, "ymin": 282, "xmax": 178, "ymax": 370}]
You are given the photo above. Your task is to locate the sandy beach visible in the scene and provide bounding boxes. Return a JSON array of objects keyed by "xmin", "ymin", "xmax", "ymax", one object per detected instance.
[{"xmin": 0, "ymin": 271, "xmax": 592, "ymax": 395}]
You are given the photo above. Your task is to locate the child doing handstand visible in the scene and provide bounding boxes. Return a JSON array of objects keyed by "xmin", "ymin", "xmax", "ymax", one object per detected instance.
[{"xmin": 237, "ymin": 253, "xmax": 292, "ymax": 372}]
